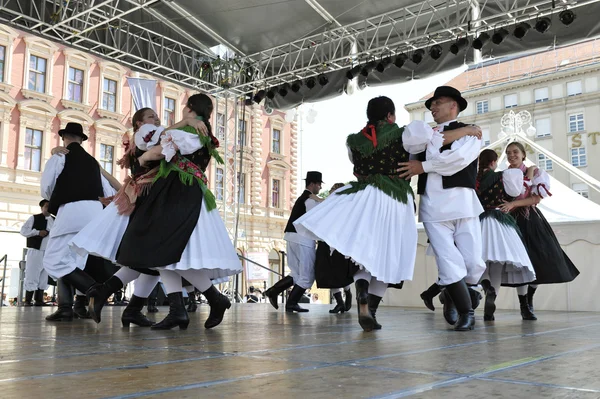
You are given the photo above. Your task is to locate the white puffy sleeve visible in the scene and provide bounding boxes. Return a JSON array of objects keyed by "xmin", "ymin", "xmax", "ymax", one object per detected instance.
[
  {"xmin": 101, "ymin": 175, "xmax": 117, "ymax": 197},
  {"xmin": 421, "ymin": 136, "xmax": 481, "ymax": 176},
  {"xmin": 20, "ymin": 216, "xmax": 39, "ymax": 237},
  {"xmin": 160, "ymin": 129, "xmax": 204, "ymax": 162},
  {"xmin": 402, "ymin": 121, "xmax": 434, "ymax": 154},
  {"xmin": 346, "ymin": 143, "xmax": 354, "ymax": 164},
  {"xmin": 531, "ymin": 167, "xmax": 552, "ymax": 198},
  {"xmin": 502, "ymin": 168, "xmax": 524, "ymax": 197},
  {"xmin": 41, "ymin": 154, "xmax": 66, "ymax": 200},
  {"xmin": 305, "ymin": 198, "xmax": 319, "ymax": 212},
  {"xmin": 134, "ymin": 124, "xmax": 165, "ymax": 151}
]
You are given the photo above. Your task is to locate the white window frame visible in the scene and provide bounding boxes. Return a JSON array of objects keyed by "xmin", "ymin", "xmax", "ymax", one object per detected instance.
[
  {"xmin": 215, "ymin": 112, "xmax": 226, "ymax": 141},
  {"xmin": 16, "ymin": 100, "xmax": 56, "ymax": 174},
  {"xmin": 94, "ymin": 118, "xmax": 127, "ymax": 177},
  {"xmin": 237, "ymin": 172, "xmax": 246, "ymax": 204},
  {"xmin": 163, "ymin": 96, "xmax": 176, "ymax": 127},
  {"xmin": 97, "ymin": 61, "xmax": 126, "ymax": 119},
  {"xmin": 23, "ymin": 127, "xmax": 43, "ymax": 172},
  {"xmin": 504, "ymin": 93, "xmax": 518, "ymax": 108},
  {"xmin": 215, "ymin": 167, "xmax": 224, "ymax": 201},
  {"xmin": 159, "ymin": 82, "xmax": 183, "ymax": 125},
  {"xmin": 537, "ymin": 153, "xmax": 553, "ymax": 171},
  {"xmin": 271, "ymin": 178, "xmax": 281, "ymax": 208},
  {"xmin": 476, "ymin": 100, "xmax": 489, "ymax": 114},
  {"xmin": 534, "ymin": 87, "xmax": 549, "ymax": 103},
  {"xmin": 99, "ymin": 143, "xmax": 115, "ymax": 175},
  {"xmin": 567, "ymin": 80, "xmax": 582, "ymax": 97},
  {"xmin": 62, "ymin": 49, "xmax": 94, "ymax": 112},
  {"xmin": 269, "ymin": 115, "xmax": 286, "ymax": 158},
  {"xmin": 21, "ymin": 36, "xmax": 57, "ymax": 103},
  {"xmin": 238, "ymin": 118, "xmax": 248, "ymax": 148},
  {"xmin": 0, "ymin": 25, "xmax": 17, "ymax": 91},
  {"xmin": 481, "ymin": 128, "xmax": 490, "ymax": 147},
  {"xmin": 570, "ymin": 147, "xmax": 587, "ymax": 167},
  {"xmin": 568, "ymin": 113, "xmax": 584, "ymax": 133},
  {"xmin": 535, "ymin": 117, "xmax": 552, "ymax": 138},
  {"xmin": 572, "ymin": 183, "xmax": 589, "ymax": 198}
]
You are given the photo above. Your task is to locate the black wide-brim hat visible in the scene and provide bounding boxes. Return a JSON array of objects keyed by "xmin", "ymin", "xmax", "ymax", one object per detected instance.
[
  {"xmin": 58, "ymin": 122, "xmax": 88, "ymax": 141},
  {"xmin": 425, "ymin": 86, "xmax": 468, "ymax": 112},
  {"xmin": 304, "ymin": 171, "xmax": 324, "ymax": 184}
]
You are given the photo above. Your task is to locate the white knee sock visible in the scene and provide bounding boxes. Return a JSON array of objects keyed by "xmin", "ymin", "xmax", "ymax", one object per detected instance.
[
  {"xmin": 177, "ymin": 270, "xmax": 213, "ymax": 293},
  {"xmin": 516, "ymin": 285, "xmax": 528, "ymax": 295},
  {"xmin": 159, "ymin": 270, "xmax": 183, "ymax": 294},
  {"xmin": 331, "ymin": 288, "xmax": 342, "ymax": 294},
  {"xmin": 115, "ymin": 267, "xmax": 142, "ymax": 285},
  {"xmin": 344, "ymin": 284, "xmax": 351, "ymax": 291},
  {"xmin": 132, "ymin": 274, "xmax": 161, "ymax": 298},
  {"xmin": 354, "ymin": 270, "xmax": 371, "ymax": 282},
  {"xmin": 488, "ymin": 262, "xmax": 503, "ymax": 295},
  {"xmin": 369, "ymin": 278, "xmax": 387, "ymax": 298}
]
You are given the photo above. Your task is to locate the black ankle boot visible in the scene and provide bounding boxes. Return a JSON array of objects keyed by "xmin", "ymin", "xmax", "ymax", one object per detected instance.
[
  {"xmin": 445, "ymin": 279, "xmax": 475, "ymax": 331},
  {"xmin": 329, "ymin": 292, "xmax": 346, "ymax": 314},
  {"xmin": 355, "ymin": 279, "xmax": 375, "ymax": 332},
  {"xmin": 203, "ymin": 285, "xmax": 231, "ymax": 329},
  {"xmin": 45, "ymin": 307, "xmax": 74, "ymax": 321},
  {"xmin": 73, "ymin": 295, "xmax": 91, "ymax": 319},
  {"xmin": 420, "ymin": 283, "xmax": 441, "ymax": 312},
  {"xmin": 122, "ymin": 295, "xmax": 154, "ymax": 327},
  {"xmin": 151, "ymin": 292, "xmax": 189, "ymax": 330},
  {"xmin": 368, "ymin": 294, "xmax": 383, "ymax": 330},
  {"xmin": 46, "ymin": 279, "xmax": 74, "ymax": 322},
  {"xmin": 518, "ymin": 295, "xmax": 537, "ymax": 320},
  {"xmin": 344, "ymin": 289, "xmax": 352, "ymax": 312},
  {"xmin": 33, "ymin": 289, "xmax": 49, "ymax": 306},
  {"xmin": 527, "ymin": 286, "xmax": 537, "ymax": 313},
  {"xmin": 469, "ymin": 287, "xmax": 482, "ymax": 310},
  {"xmin": 264, "ymin": 275, "xmax": 294, "ymax": 310},
  {"xmin": 285, "ymin": 285, "xmax": 309, "ymax": 313},
  {"xmin": 439, "ymin": 289, "xmax": 458, "ymax": 325},
  {"xmin": 147, "ymin": 298, "xmax": 159, "ymax": 313},
  {"xmin": 86, "ymin": 275, "xmax": 124, "ymax": 324},
  {"xmin": 186, "ymin": 294, "xmax": 198, "ymax": 312},
  {"xmin": 24, "ymin": 290, "xmax": 34, "ymax": 306},
  {"xmin": 483, "ymin": 285, "xmax": 497, "ymax": 321}
]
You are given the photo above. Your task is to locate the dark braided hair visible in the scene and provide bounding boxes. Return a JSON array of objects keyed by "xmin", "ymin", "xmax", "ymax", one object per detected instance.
[
  {"xmin": 366, "ymin": 96, "xmax": 395, "ymax": 126},
  {"xmin": 476, "ymin": 149, "xmax": 498, "ymax": 189}
]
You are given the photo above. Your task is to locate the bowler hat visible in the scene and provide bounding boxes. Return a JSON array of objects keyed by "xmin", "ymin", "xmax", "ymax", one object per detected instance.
[
  {"xmin": 304, "ymin": 171, "xmax": 323, "ymax": 184},
  {"xmin": 425, "ymin": 86, "xmax": 468, "ymax": 112},
  {"xmin": 58, "ymin": 122, "xmax": 88, "ymax": 141}
]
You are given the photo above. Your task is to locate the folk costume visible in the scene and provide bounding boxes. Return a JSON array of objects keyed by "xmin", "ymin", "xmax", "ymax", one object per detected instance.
[
  {"xmin": 20, "ymin": 200, "xmax": 54, "ymax": 305},
  {"xmin": 294, "ymin": 120, "xmax": 418, "ymax": 330},
  {"xmin": 477, "ymin": 168, "xmax": 536, "ymax": 320}
]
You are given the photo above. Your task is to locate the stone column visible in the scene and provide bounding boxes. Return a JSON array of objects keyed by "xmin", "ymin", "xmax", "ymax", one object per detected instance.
[{"xmin": 250, "ymin": 103, "xmax": 264, "ymax": 215}]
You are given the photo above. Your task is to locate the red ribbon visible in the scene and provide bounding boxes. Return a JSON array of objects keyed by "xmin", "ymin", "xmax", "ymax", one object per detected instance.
[
  {"xmin": 536, "ymin": 183, "xmax": 552, "ymax": 197},
  {"xmin": 361, "ymin": 124, "xmax": 377, "ymax": 147}
]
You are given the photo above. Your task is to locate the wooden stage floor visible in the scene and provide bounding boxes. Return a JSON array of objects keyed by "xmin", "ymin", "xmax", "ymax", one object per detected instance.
[{"xmin": 1, "ymin": 304, "xmax": 599, "ymax": 398}]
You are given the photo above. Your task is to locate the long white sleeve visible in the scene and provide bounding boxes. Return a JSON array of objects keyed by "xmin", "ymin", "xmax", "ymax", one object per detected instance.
[
  {"xmin": 502, "ymin": 168, "xmax": 524, "ymax": 197},
  {"xmin": 40, "ymin": 154, "xmax": 66, "ymax": 200},
  {"xmin": 531, "ymin": 167, "xmax": 552, "ymax": 198},
  {"xmin": 421, "ymin": 136, "xmax": 481, "ymax": 176},
  {"xmin": 101, "ymin": 174, "xmax": 117, "ymax": 197},
  {"xmin": 160, "ymin": 129, "xmax": 203, "ymax": 161},
  {"xmin": 402, "ymin": 121, "xmax": 434, "ymax": 154},
  {"xmin": 305, "ymin": 198, "xmax": 319, "ymax": 212},
  {"xmin": 20, "ymin": 216, "xmax": 39, "ymax": 237},
  {"xmin": 134, "ymin": 124, "xmax": 165, "ymax": 151}
]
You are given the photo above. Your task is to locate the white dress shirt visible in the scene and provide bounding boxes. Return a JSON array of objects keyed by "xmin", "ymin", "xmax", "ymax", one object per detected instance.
[
  {"xmin": 20, "ymin": 215, "xmax": 54, "ymax": 251},
  {"xmin": 284, "ymin": 193, "xmax": 319, "ymax": 247}
]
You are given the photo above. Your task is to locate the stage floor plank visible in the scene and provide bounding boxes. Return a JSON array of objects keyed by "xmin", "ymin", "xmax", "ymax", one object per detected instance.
[{"xmin": 1, "ymin": 304, "xmax": 600, "ymax": 398}]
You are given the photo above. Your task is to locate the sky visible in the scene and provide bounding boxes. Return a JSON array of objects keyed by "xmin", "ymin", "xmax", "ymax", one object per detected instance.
[{"xmin": 296, "ymin": 65, "xmax": 467, "ymax": 194}]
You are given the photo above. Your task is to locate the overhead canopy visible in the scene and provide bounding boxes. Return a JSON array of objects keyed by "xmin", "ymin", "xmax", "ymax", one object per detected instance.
[{"xmin": 2, "ymin": 0, "xmax": 600, "ymax": 107}]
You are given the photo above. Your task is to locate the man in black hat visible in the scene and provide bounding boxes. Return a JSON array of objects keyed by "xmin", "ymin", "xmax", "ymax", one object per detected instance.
[
  {"xmin": 20, "ymin": 199, "xmax": 54, "ymax": 306},
  {"xmin": 264, "ymin": 171, "xmax": 323, "ymax": 312},
  {"xmin": 41, "ymin": 122, "xmax": 119, "ymax": 321},
  {"xmin": 400, "ymin": 86, "xmax": 485, "ymax": 331}
]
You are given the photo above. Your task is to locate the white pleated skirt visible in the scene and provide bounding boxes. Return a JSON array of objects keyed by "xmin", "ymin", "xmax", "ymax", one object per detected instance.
[
  {"xmin": 481, "ymin": 217, "xmax": 536, "ymax": 285},
  {"xmin": 294, "ymin": 184, "xmax": 417, "ymax": 284}
]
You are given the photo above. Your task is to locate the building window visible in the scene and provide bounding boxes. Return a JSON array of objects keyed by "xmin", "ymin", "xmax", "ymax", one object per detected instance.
[
  {"xmin": 572, "ymin": 183, "xmax": 589, "ymax": 198},
  {"xmin": 568, "ymin": 113, "xmax": 584, "ymax": 133},
  {"xmin": 0, "ymin": 45, "xmax": 5, "ymax": 83},
  {"xmin": 24, "ymin": 128, "xmax": 42, "ymax": 171},
  {"xmin": 216, "ymin": 112, "xmax": 225, "ymax": 141},
  {"xmin": 567, "ymin": 80, "xmax": 582, "ymax": 96},
  {"xmin": 534, "ymin": 87, "xmax": 549, "ymax": 103},
  {"xmin": 535, "ymin": 118, "xmax": 551, "ymax": 137},
  {"xmin": 481, "ymin": 128, "xmax": 490, "ymax": 146},
  {"xmin": 272, "ymin": 129, "xmax": 281, "ymax": 153},
  {"xmin": 98, "ymin": 144, "xmax": 114, "ymax": 175},
  {"xmin": 238, "ymin": 119, "xmax": 247, "ymax": 147},
  {"xmin": 423, "ymin": 111, "xmax": 434, "ymax": 123},
  {"xmin": 504, "ymin": 94, "xmax": 518, "ymax": 108},
  {"xmin": 571, "ymin": 147, "xmax": 587, "ymax": 167},
  {"xmin": 476, "ymin": 100, "xmax": 489, "ymax": 114},
  {"xmin": 237, "ymin": 172, "xmax": 246, "ymax": 204},
  {"xmin": 537, "ymin": 153, "xmax": 553, "ymax": 171},
  {"xmin": 102, "ymin": 78, "xmax": 117, "ymax": 112},
  {"xmin": 67, "ymin": 67, "xmax": 84, "ymax": 103},
  {"xmin": 28, "ymin": 55, "xmax": 47, "ymax": 93},
  {"xmin": 272, "ymin": 179, "xmax": 280, "ymax": 208},
  {"xmin": 163, "ymin": 97, "xmax": 175, "ymax": 126},
  {"xmin": 215, "ymin": 167, "xmax": 224, "ymax": 201}
]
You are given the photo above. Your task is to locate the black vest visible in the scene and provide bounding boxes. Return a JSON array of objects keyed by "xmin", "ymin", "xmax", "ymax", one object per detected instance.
[
  {"xmin": 48, "ymin": 142, "xmax": 104, "ymax": 215},
  {"xmin": 26, "ymin": 213, "xmax": 48, "ymax": 249},
  {"xmin": 284, "ymin": 190, "xmax": 312, "ymax": 233},
  {"xmin": 417, "ymin": 121, "xmax": 478, "ymax": 195},
  {"xmin": 477, "ymin": 171, "xmax": 514, "ymax": 210}
]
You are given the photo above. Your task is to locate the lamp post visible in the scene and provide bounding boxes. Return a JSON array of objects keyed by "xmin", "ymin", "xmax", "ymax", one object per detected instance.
[{"xmin": 498, "ymin": 110, "xmax": 536, "ymax": 139}]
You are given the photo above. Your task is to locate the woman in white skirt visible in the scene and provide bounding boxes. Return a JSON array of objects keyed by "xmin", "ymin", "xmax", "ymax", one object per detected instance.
[
  {"xmin": 294, "ymin": 96, "xmax": 419, "ymax": 332},
  {"xmin": 475, "ymin": 149, "xmax": 536, "ymax": 321}
]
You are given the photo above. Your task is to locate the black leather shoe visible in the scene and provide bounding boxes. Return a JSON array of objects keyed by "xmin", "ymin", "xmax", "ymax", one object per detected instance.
[
  {"xmin": 203, "ymin": 286, "xmax": 231, "ymax": 329},
  {"xmin": 420, "ymin": 283, "xmax": 441, "ymax": 312},
  {"xmin": 285, "ymin": 285, "xmax": 309, "ymax": 313},
  {"xmin": 469, "ymin": 288, "xmax": 482, "ymax": 310},
  {"xmin": 45, "ymin": 308, "xmax": 74, "ymax": 322},
  {"xmin": 355, "ymin": 279, "xmax": 375, "ymax": 332},
  {"xmin": 151, "ymin": 292, "xmax": 189, "ymax": 330},
  {"xmin": 368, "ymin": 294, "xmax": 383, "ymax": 330},
  {"xmin": 86, "ymin": 276, "xmax": 124, "ymax": 324},
  {"xmin": 73, "ymin": 295, "xmax": 91, "ymax": 319},
  {"xmin": 265, "ymin": 275, "xmax": 294, "ymax": 310},
  {"xmin": 483, "ymin": 286, "xmax": 497, "ymax": 321},
  {"xmin": 519, "ymin": 295, "xmax": 537, "ymax": 320},
  {"xmin": 122, "ymin": 295, "xmax": 154, "ymax": 327},
  {"xmin": 329, "ymin": 292, "xmax": 346, "ymax": 314},
  {"xmin": 344, "ymin": 289, "xmax": 352, "ymax": 312},
  {"xmin": 454, "ymin": 310, "xmax": 475, "ymax": 331},
  {"xmin": 147, "ymin": 299, "xmax": 159, "ymax": 313},
  {"xmin": 439, "ymin": 289, "xmax": 458, "ymax": 325}
]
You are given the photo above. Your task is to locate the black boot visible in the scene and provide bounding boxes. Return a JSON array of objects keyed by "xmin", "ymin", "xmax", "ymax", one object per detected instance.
[
  {"xmin": 344, "ymin": 289, "xmax": 352, "ymax": 312},
  {"xmin": 469, "ymin": 287, "xmax": 482, "ymax": 310},
  {"xmin": 73, "ymin": 295, "xmax": 91, "ymax": 319},
  {"xmin": 439, "ymin": 289, "xmax": 458, "ymax": 325},
  {"xmin": 445, "ymin": 279, "xmax": 475, "ymax": 331},
  {"xmin": 45, "ymin": 279, "xmax": 74, "ymax": 322},
  {"xmin": 483, "ymin": 285, "xmax": 497, "ymax": 321},
  {"xmin": 527, "ymin": 286, "xmax": 537, "ymax": 313},
  {"xmin": 203, "ymin": 285, "xmax": 232, "ymax": 329},
  {"xmin": 285, "ymin": 285, "xmax": 309, "ymax": 313},
  {"xmin": 151, "ymin": 292, "xmax": 189, "ymax": 330},
  {"xmin": 368, "ymin": 294, "xmax": 383, "ymax": 330},
  {"xmin": 122, "ymin": 295, "xmax": 154, "ymax": 327},
  {"xmin": 329, "ymin": 292, "xmax": 346, "ymax": 314},
  {"xmin": 24, "ymin": 290, "xmax": 34, "ymax": 306},
  {"xmin": 33, "ymin": 289, "xmax": 49, "ymax": 306},
  {"xmin": 85, "ymin": 275, "xmax": 124, "ymax": 324},
  {"xmin": 264, "ymin": 275, "xmax": 294, "ymax": 310},
  {"xmin": 147, "ymin": 298, "xmax": 159, "ymax": 313},
  {"xmin": 420, "ymin": 283, "xmax": 441, "ymax": 312},
  {"xmin": 355, "ymin": 279, "xmax": 375, "ymax": 332},
  {"xmin": 518, "ymin": 295, "xmax": 537, "ymax": 320},
  {"xmin": 186, "ymin": 293, "xmax": 198, "ymax": 312}
]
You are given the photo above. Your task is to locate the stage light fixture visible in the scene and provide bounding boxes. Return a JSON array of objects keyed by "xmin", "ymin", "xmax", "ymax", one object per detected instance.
[
  {"xmin": 492, "ymin": 28, "xmax": 509, "ymax": 45},
  {"xmin": 394, "ymin": 53, "xmax": 408, "ymax": 68},
  {"xmin": 253, "ymin": 90, "xmax": 266, "ymax": 104},
  {"xmin": 306, "ymin": 77, "xmax": 317, "ymax": 89},
  {"xmin": 291, "ymin": 80, "xmax": 303, "ymax": 93},
  {"xmin": 244, "ymin": 93, "xmax": 253, "ymax": 106},
  {"xmin": 429, "ymin": 45, "xmax": 443, "ymax": 60},
  {"xmin": 514, "ymin": 22, "xmax": 531, "ymax": 39},
  {"xmin": 266, "ymin": 87, "xmax": 277, "ymax": 100},
  {"xmin": 411, "ymin": 49, "xmax": 425, "ymax": 65},
  {"xmin": 450, "ymin": 38, "xmax": 469, "ymax": 55},
  {"xmin": 376, "ymin": 56, "xmax": 393, "ymax": 73},
  {"xmin": 318, "ymin": 74, "xmax": 328, "ymax": 86},
  {"xmin": 278, "ymin": 83, "xmax": 290, "ymax": 97},
  {"xmin": 559, "ymin": 10, "xmax": 576, "ymax": 25},
  {"xmin": 346, "ymin": 65, "xmax": 362, "ymax": 80},
  {"xmin": 535, "ymin": 17, "xmax": 552, "ymax": 33},
  {"xmin": 361, "ymin": 61, "xmax": 377, "ymax": 77},
  {"xmin": 473, "ymin": 32, "xmax": 490, "ymax": 50}
]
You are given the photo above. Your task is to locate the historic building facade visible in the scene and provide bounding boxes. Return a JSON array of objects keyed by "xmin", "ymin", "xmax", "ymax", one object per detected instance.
[{"xmin": 405, "ymin": 40, "xmax": 600, "ymax": 205}]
